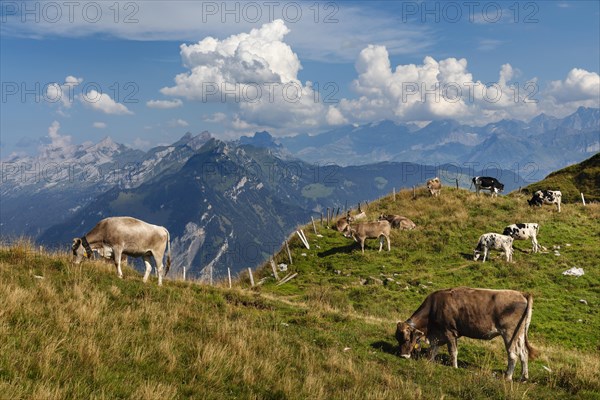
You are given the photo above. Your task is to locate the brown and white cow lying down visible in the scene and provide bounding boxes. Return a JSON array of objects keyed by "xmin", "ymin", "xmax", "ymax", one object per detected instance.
[
  {"xmin": 396, "ymin": 287, "xmax": 536, "ymax": 381},
  {"xmin": 72, "ymin": 216, "xmax": 171, "ymax": 286},
  {"xmin": 426, "ymin": 177, "xmax": 442, "ymax": 197},
  {"xmin": 378, "ymin": 214, "xmax": 416, "ymax": 230},
  {"xmin": 343, "ymin": 220, "xmax": 391, "ymax": 254}
]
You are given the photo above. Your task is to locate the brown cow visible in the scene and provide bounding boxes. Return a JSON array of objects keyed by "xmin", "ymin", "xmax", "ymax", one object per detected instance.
[
  {"xmin": 334, "ymin": 211, "xmax": 354, "ymax": 232},
  {"xmin": 72, "ymin": 216, "xmax": 171, "ymax": 286},
  {"xmin": 426, "ymin": 177, "xmax": 442, "ymax": 197},
  {"xmin": 343, "ymin": 220, "xmax": 391, "ymax": 254},
  {"xmin": 395, "ymin": 287, "xmax": 536, "ymax": 381},
  {"xmin": 378, "ymin": 214, "xmax": 416, "ymax": 230}
]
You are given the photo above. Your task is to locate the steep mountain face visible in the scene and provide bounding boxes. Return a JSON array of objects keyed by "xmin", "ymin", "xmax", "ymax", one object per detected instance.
[
  {"xmin": 278, "ymin": 107, "xmax": 600, "ymax": 179},
  {"xmin": 38, "ymin": 138, "xmax": 527, "ymax": 281},
  {"xmin": 0, "ymin": 132, "xmax": 212, "ymax": 237}
]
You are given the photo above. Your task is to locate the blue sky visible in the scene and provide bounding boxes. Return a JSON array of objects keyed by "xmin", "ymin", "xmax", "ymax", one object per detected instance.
[{"xmin": 1, "ymin": 1, "xmax": 599, "ymax": 157}]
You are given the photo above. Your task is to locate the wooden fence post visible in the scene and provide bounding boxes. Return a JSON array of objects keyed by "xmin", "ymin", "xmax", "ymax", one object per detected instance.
[
  {"xmin": 183, "ymin": 266, "xmax": 186, "ymax": 281},
  {"xmin": 455, "ymin": 178, "xmax": 459, "ymax": 190},
  {"xmin": 248, "ymin": 267, "xmax": 255, "ymax": 287},
  {"xmin": 228, "ymin": 268, "xmax": 232, "ymax": 289},
  {"xmin": 311, "ymin": 216, "xmax": 318, "ymax": 235},
  {"xmin": 320, "ymin": 212, "xmax": 323, "ymax": 227},
  {"xmin": 393, "ymin": 187, "xmax": 396, "ymax": 201},
  {"xmin": 581, "ymin": 193, "xmax": 586, "ymax": 206},
  {"xmin": 326, "ymin": 207, "xmax": 330, "ymax": 226},
  {"xmin": 285, "ymin": 240, "xmax": 293, "ymax": 265},
  {"xmin": 270, "ymin": 258, "xmax": 279, "ymax": 280}
]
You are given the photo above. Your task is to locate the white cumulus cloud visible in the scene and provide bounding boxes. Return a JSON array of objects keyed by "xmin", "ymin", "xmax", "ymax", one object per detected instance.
[
  {"xmin": 45, "ymin": 76, "xmax": 83, "ymax": 110},
  {"xmin": 169, "ymin": 118, "xmax": 189, "ymax": 127},
  {"xmin": 547, "ymin": 68, "xmax": 600, "ymax": 103},
  {"xmin": 92, "ymin": 122, "xmax": 107, "ymax": 129},
  {"xmin": 146, "ymin": 99, "xmax": 183, "ymax": 109},
  {"xmin": 330, "ymin": 45, "xmax": 541, "ymax": 125},
  {"xmin": 160, "ymin": 20, "xmax": 330, "ymax": 134},
  {"xmin": 81, "ymin": 90, "xmax": 133, "ymax": 115}
]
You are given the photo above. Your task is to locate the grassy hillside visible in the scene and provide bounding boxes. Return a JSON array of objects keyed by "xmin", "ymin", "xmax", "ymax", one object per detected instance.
[
  {"xmin": 521, "ymin": 153, "xmax": 600, "ymax": 203},
  {"xmin": 1, "ymin": 187, "xmax": 599, "ymax": 399}
]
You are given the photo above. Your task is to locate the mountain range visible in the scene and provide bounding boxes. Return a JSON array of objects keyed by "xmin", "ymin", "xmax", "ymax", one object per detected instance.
[
  {"xmin": 274, "ymin": 106, "xmax": 599, "ymax": 179},
  {"xmin": 1, "ymin": 107, "xmax": 598, "ymax": 279}
]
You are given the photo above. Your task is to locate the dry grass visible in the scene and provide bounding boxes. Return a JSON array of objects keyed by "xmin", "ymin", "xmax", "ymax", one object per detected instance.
[{"xmin": 1, "ymin": 191, "xmax": 599, "ymax": 399}]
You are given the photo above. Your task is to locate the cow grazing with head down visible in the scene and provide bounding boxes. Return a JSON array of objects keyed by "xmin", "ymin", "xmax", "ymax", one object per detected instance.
[
  {"xmin": 343, "ymin": 220, "xmax": 391, "ymax": 254},
  {"xmin": 528, "ymin": 190, "xmax": 562, "ymax": 213},
  {"xmin": 72, "ymin": 216, "xmax": 171, "ymax": 286},
  {"xmin": 503, "ymin": 223, "xmax": 540, "ymax": 253},
  {"xmin": 395, "ymin": 287, "xmax": 536, "ymax": 381},
  {"xmin": 426, "ymin": 177, "xmax": 442, "ymax": 197},
  {"xmin": 335, "ymin": 211, "xmax": 354, "ymax": 232},
  {"xmin": 378, "ymin": 214, "xmax": 416, "ymax": 230},
  {"xmin": 472, "ymin": 176, "xmax": 504, "ymax": 197},
  {"xmin": 473, "ymin": 233, "xmax": 514, "ymax": 262}
]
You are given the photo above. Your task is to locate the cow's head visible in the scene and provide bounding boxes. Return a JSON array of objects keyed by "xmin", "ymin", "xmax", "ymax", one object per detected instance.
[
  {"xmin": 396, "ymin": 321, "xmax": 425, "ymax": 359},
  {"xmin": 342, "ymin": 225, "xmax": 357, "ymax": 241},
  {"xmin": 473, "ymin": 249, "xmax": 482, "ymax": 261},
  {"xmin": 378, "ymin": 214, "xmax": 388, "ymax": 221},
  {"xmin": 72, "ymin": 237, "xmax": 92, "ymax": 264}
]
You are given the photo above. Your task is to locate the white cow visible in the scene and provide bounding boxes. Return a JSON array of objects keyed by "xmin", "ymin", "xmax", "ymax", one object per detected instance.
[
  {"xmin": 72, "ymin": 216, "xmax": 171, "ymax": 285},
  {"xmin": 528, "ymin": 190, "xmax": 562, "ymax": 213},
  {"xmin": 503, "ymin": 223, "xmax": 540, "ymax": 253},
  {"xmin": 473, "ymin": 233, "xmax": 514, "ymax": 262}
]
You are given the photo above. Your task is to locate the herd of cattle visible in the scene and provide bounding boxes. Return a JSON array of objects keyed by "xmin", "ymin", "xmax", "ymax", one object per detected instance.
[
  {"xmin": 334, "ymin": 176, "xmax": 563, "ymax": 381},
  {"xmin": 70, "ymin": 176, "xmax": 565, "ymax": 381}
]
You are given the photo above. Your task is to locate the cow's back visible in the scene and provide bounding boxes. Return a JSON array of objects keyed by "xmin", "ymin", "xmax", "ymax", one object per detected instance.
[
  {"xmin": 93, "ymin": 217, "xmax": 166, "ymax": 251},
  {"xmin": 428, "ymin": 287, "xmax": 528, "ymax": 339}
]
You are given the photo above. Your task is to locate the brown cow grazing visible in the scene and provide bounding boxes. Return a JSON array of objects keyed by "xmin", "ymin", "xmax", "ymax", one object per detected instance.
[
  {"xmin": 378, "ymin": 214, "xmax": 416, "ymax": 230},
  {"xmin": 426, "ymin": 177, "xmax": 442, "ymax": 197},
  {"xmin": 343, "ymin": 220, "xmax": 391, "ymax": 254},
  {"xmin": 396, "ymin": 287, "xmax": 536, "ymax": 381},
  {"xmin": 72, "ymin": 216, "xmax": 171, "ymax": 286},
  {"xmin": 335, "ymin": 211, "xmax": 354, "ymax": 232}
]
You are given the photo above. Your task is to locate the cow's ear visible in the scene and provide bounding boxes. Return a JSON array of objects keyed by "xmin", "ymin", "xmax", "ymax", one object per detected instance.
[{"xmin": 414, "ymin": 329, "xmax": 425, "ymax": 339}]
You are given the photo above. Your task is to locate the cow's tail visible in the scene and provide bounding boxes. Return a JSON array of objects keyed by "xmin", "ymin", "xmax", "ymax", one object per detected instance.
[
  {"xmin": 524, "ymin": 293, "xmax": 537, "ymax": 360},
  {"xmin": 165, "ymin": 229, "xmax": 171, "ymax": 274}
]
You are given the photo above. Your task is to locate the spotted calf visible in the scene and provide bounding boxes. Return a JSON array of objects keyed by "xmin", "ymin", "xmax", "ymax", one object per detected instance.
[{"xmin": 474, "ymin": 233, "xmax": 514, "ymax": 262}]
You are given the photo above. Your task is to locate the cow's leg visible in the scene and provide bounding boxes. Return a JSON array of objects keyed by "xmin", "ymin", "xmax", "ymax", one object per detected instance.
[
  {"xmin": 152, "ymin": 251, "xmax": 165, "ymax": 286},
  {"xmin": 386, "ymin": 235, "xmax": 391, "ymax": 252},
  {"xmin": 519, "ymin": 338, "xmax": 529, "ymax": 381},
  {"xmin": 428, "ymin": 344, "xmax": 440, "ymax": 362},
  {"xmin": 378, "ymin": 235, "xmax": 383, "ymax": 252},
  {"xmin": 447, "ymin": 338, "xmax": 458, "ymax": 368},
  {"xmin": 503, "ymin": 334, "xmax": 518, "ymax": 381},
  {"xmin": 532, "ymin": 237, "xmax": 539, "ymax": 253},
  {"xmin": 113, "ymin": 248, "xmax": 124, "ymax": 279},
  {"xmin": 482, "ymin": 248, "xmax": 488, "ymax": 262},
  {"xmin": 142, "ymin": 255, "xmax": 152, "ymax": 283},
  {"xmin": 361, "ymin": 239, "xmax": 365, "ymax": 254}
]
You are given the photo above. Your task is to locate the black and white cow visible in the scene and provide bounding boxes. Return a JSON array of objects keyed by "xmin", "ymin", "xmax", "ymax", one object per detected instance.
[
  {"xmin": 503, "ymin": 223, "xmax": 540, "ymax": 253},
  {"xmin": 473, "ymin": 233, "xmax": 514, "ymax": 262},
  {"xmin": 472, "ymin": 176, "xmax": 504, "ymax": 197},
  {"xmin": 528, "ymin": 190, "xmax": 562, "ymax": 213}
]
